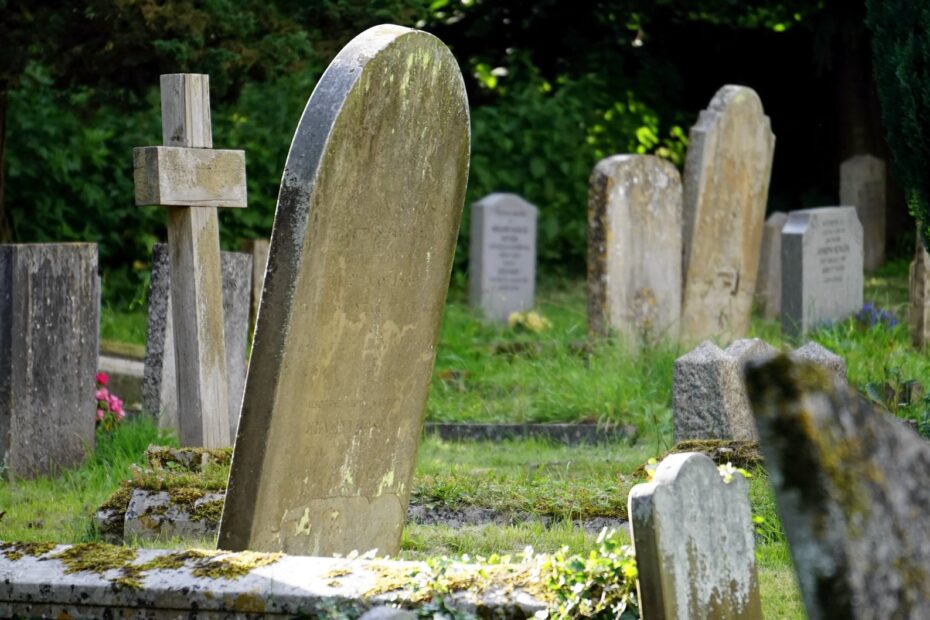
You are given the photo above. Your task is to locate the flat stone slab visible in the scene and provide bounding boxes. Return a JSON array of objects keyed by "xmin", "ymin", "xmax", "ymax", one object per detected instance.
[
  {"xmin": 423, "ymin": 422, "xmax": 636, "ymax": 445},
  {"xmin": 0, "ymin": 544, "xmax": 548, "ymax": 618}
]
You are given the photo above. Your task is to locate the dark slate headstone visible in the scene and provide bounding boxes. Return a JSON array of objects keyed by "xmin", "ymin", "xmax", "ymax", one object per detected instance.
[
  {"xmin": 781, "ymin": 207, "xmax": 863, "ymax": 336},
  {"xmin": 629, "ymin": 452, "xmax": 762, "ymax": 619},
  {"xmin": 754, "ymin": 211, "xmax": 788, "ymax": 320},
  {"xmin": 219, "ymin": 25, "xmax": 470, "ymax": 557},
  {"xmin": 0, "ymin": 244, "xmax": 99, "ymax": 478},
  {"xmin": 142, "ymin": 243, "xmax": 252, "ymax": 442},
  {"xmin": 468, "ymin": 193, "xmax": 538, "ymax": 322},
  {"xmin": 745, "ymin": 355, "xmax": 930, "ymax": 620}
]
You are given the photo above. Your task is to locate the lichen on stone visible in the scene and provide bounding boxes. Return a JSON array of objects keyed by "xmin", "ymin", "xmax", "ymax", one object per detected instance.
[
  {"xmin": 188, "ymin": 550, "xmax": 282, "ymax": 579},
  {"xmin": 49, "ymin": 543, "xmax": 137, "ymax": 575},
  {"xmin": 0, "ymin": 541, "xmax": 56, "ymax": 561}
]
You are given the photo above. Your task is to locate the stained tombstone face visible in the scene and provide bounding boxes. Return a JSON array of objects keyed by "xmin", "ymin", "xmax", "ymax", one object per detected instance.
[
  {"xmin": 218, "ymin": 25, "xmax": 470, "ymax": 557},
  {"xmin": 681, "ymin": 85, "xmax": 775, "ymax": 344}
]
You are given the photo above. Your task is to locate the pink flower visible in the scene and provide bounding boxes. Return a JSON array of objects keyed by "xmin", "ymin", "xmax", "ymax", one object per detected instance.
[
  {"xmin": 108, "ymin": 394, "xmax": 123, "ymax": 415},
  {"xmin": 96, "ymin": 408, "xmax": 105, "ymax": 421},
  {"xmin": 96, "ymin": 372, "xmax": 109, "ymax": 386},
  {"xmin": 96, "ymin": 388, "xmax": 109, "ymax": 402},
  {"xmin": 116, "ymin": 409, "xmax": 126, "ymax": 421}
]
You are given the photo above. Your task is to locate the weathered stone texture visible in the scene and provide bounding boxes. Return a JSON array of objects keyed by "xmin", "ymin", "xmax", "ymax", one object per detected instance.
[
  {"xmin": 745, "ymin": 355, "xmax": 930, "ymax": 620},
  {"xmin": 673, "ymin": 339, "xmax": 774, "ymax": 442},
  {"xmin": 629, "ymin": 452, "xmax": 762, "ymax": 619},
  {"xmin": 143, "ymin": 243, "xmax": 251, "ymax": 442},
  {"xmin": 840, "ymin": 154, "xmax": 885, "ymax": 271},
  {"xmin": 908, "ymin": 235, "xmax": 930, "ymax": 349},
  {"xmin": 754, "ymin": 211, "xmax": 788, "ymax": 319},
  {"xmin": 781, "ymin": 206, "xmax": 863, "ymax": 336},
  {"xmin": 123, "ymin": 488, "xmax": 223, "ymax": 542},
  {"xmin": 791, "ymin": 340, "xmax": 847, "ymax": 381},
  {"xmin": 0, "ymin": 243, "xmax": 99, "ymax": 478},
  {"xmin": 468, "ymin": 193, "xmax": 537, "ymax": 323},
  {"xmin": 219, "ymin": 25, "xmax": 470, "ymax": 557},
  {"xmin": 681, "ymin": 85, "xmax": 775, "ymax": 344},
  {"xmin": 587, "ymin": 154, "xmax": 682, "ymax": 345}
]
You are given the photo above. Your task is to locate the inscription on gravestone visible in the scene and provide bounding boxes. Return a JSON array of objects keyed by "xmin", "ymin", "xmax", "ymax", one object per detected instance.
[
  {"xmin": 469, "ymin": 193, "xmax": 537, "ymax": 322},
  {"xmin": 781, "ymin": 207, "xmax": 863, "ymax": 336}
]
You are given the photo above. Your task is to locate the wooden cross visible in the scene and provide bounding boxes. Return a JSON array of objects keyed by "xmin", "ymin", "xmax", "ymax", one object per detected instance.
[{"xmin": 133, "ymin": 74, "xmax": 247, "ymax": 448}]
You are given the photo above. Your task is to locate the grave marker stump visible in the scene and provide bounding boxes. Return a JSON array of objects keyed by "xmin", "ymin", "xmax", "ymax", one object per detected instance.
[
  {"xmin": 629, "ymin": 452, "xmax": 763, "ymax": 619},
  {"xmin": 908, "ymin": 234, "xmax": 930, "ymax": 349},
  {"xmin": 754, "ymin": 211, "xmax": 788, "ymax": 320},
  {"xmin": 219, "ymin": 25, "xmax": 470, "ymax": 557},
  {"xmin": 133, "ymin": 74, "xmax": 247, "ymax": 448},
  {"xmin": 840, "ymin": 154, "xmax": 886, "ymax": 271}
]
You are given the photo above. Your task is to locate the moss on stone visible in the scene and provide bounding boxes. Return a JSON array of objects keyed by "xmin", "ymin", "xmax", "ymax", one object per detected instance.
[
  {"xmin": 188, "ymin": 550, "xmax": 282, "ymax": 579},
  {"xmin": 189, "ymin": 498, "xmax": 224, "ymax": 523},
  {"xmin": 50, "ymin": 543, "xmax": 137, "ymax": 575},
  {"xmin": 0, "ymin": 541, "xmax": 56, "ymax": 561},
  {"xmin": 99, "ymin": 484, "xmax": 134, "ymax": 513},
  {"xmin": 634, "ymin": 440, "xmax": 763, "ymax": 477},
  {"xmin": 146, "ymin": 445, "xmax": 232, "ymax": 472}
]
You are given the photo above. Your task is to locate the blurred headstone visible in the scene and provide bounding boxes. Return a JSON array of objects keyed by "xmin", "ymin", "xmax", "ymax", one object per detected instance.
[{"xmin": 840, "ymin": 154, "xmax": 885, "ymax": 271}]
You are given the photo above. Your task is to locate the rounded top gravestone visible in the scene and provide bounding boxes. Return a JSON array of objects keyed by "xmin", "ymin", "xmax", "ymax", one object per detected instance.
[{"xmin": 219, "ymin": 25, "xmax": 470, "ymax": 557}]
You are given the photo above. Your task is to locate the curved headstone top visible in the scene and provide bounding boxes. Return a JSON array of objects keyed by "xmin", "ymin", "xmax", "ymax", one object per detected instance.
[
  {"xmin": 219, "ymin": 25, "xmax": 470, "ymax": 556},
  {"xmin": 681, "ymin": 84, "xmax": 775, "ymax": 344}
]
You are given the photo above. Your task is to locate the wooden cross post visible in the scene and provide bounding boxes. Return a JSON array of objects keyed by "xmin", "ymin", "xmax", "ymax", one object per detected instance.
[{"xmin": 133, "ymin": 74, "xmax": 247, "ymax": 448}]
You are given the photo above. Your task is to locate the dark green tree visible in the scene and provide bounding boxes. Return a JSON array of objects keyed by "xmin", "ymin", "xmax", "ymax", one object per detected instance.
[{"xmin": 866, "ymin": 0, "xmax": 930, "ymax": 243}]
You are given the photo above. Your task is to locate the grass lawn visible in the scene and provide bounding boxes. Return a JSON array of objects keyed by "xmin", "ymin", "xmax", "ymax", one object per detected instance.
[{"xmin": 6, "ymin": 259, "xmax": 924, "ymax": 619}]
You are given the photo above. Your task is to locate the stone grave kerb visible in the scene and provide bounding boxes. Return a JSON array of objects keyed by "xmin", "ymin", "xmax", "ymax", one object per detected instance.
[{"xmin": 133, "ymin": 74, "xmax": 248, "ymax": 448}]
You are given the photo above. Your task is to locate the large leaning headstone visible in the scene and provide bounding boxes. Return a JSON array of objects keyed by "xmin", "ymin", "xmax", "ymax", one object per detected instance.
[
  {"xmin": 134, "ymin": 73, "xmax": 247, "ymax": 448},
  {"xmin": 468, "ymin": 193, "xmax": 537, "ymax": 322},
  {"xmin": 781, "ymin": 206, "xmax": 863, "ymax": 337},
  {"xmin": 745, "ymin": 355, "xmax": 930, "ymax": 619},
  {"xmin": 681, "ymin": 85, "xmax": 775, "ymax": 344},
  {"xmin": 840, "ymin": 154, "xmax": 885, "ymax": 272},
  {"xmin": 219, "ymin": 25, "xmax": 470, "ymax": 557},
  {"xmin": 587, "ymin": 154, "xmax": 682, "ymax": 345},
  {"xmin": 908, "ymin": 234, "xmax": 930, "ymax": 349},
  {"xmin": 142, "ymin": 244, "xmax": 252, "ymax": 442},
  {"xmin": 754, "ymin": 211, "xmax": 788, "ymax": 320},
  {"xmin": 629, "ymin": 452, "xmax": 762, "ymax": 619},
  {"xmin": 0, "ymin": 244, "xmax": 99, "ymax": 478}
]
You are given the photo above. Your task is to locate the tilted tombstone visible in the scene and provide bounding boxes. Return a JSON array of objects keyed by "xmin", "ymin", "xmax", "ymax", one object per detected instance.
[
  {"xmin": 681, "ymin": 85, "xmax": 775, "ymax": 344},
  {"xmin": 133, "ymin": 74, "xmax": 248, "ymax": 448},
  {"xmin": 218, "ymin": 25, "xmax": 470, "ymax": 557},
  {"xmin": 0, "ymin": 244, "xmax": 99, "ymax": 478},
  {"xmin": 745, "ymin": 355, "xmax": 930, "ymax": 620},
  {"xmin": 629, "ymin": 452, "xmax": 763, "ymax": 619},
  {"xmin": 673, "ymin": 338, "xmax": 774, "ymax": 442},
  {"xmin": 840, "ymin": 154, "xmax": 886, "ymax": 272},
  {"xmin": 754, "ymin": 211, "xmax": 788, "ymax": 320},
  {"xmin": 781, "ymin": 206, "xmax": 863, "ymax": 337},
  {"xmin": 142, "ymin": 244, "xmax": 252, "ymax": 442},
  {"xmin": 468, "ymin": 193, "xmax": 537, "ymax": 322},
  {"xmin": 587, "ymin": 155, "xmax": 682, "ymax": 345},
  {"xmin": 908, "ymin": 234, "xmax": 930, "ymax": 349}
]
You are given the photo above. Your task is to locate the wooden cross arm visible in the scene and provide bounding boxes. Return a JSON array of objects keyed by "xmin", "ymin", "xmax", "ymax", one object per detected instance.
[{"xmin": 134, "ymin": 146, "xmax": 247, "ymax": 208}]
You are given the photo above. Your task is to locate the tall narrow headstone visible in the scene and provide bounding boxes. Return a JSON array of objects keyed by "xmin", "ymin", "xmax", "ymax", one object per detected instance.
[
  {"xmin": 781, "ymin": 206, "xmax": 863, "ymax": 336},
  {"xmin": 142, "ymin": 244, "xmax": 252, "ymax": 442},
  {"xmin": 219, "ymin": 25, "xmax": 470, "ymax": 557},
  {"xmin": 629, "ymin": 452, "xmax": 763, "ymax": 619},
  {"xmin": 244, "ymin": 238, "xmax": 270, "ymax": 332},
  {"xmin": 840, "ymin": 154, "xmax": 886, "ymax": 272},
  {"xmin": 754, "ymin": 211, "xmax": 788, "ymax": 320},
  {"xmin": 468, "ymin": 193, "xmax": 537, "ymax": 322},
  {"xmin": 0, "ymin": 244, "xmax": 99, "ymax": 478},
  {"xmin": 908, "ymin": 234, "xmax": 930, "ymax": 349},
  {"xmin": 134, "ymin": 73, "xmax": 247, "ymax": 448},
  {"xmin": 587, "ymin": 155, "xmax": 682, "ymax": 345},
  {"xmin": 746, "ymin": 355, "xmax": 930, "ymax": 620},
  {"xmin": 681, "ymin": 85, "xmax": 775, "ymax": 343}
]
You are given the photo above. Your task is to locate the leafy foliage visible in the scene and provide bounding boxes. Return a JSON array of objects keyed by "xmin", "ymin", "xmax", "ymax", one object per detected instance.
[{"xmin": 866, "ymin": 0, "xmax": 930, "ymax": 243}]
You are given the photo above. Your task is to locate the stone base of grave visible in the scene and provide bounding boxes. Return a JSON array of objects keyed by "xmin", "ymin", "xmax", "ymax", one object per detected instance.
[
  {"xmin": 0, "ymin": 543, "xmax": 547, "ymax": 618},
  {"xmin": 424, "ymin": 422, "xmax": 637, "ymax": 445}
]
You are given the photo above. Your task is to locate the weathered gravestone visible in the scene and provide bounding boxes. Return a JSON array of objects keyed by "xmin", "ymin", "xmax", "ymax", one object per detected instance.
[
  {"xmin": 218, "ymin": 25, "xmax": 470, "ymax": 557},
  {"xmin": 754, "ymin": 211, "xmax": 788, "ymax": 320},
  {"xmin": 242, "ymin": 238, "xmax": 270, "ymax": 331},
  {"xmin": 745, "ymin": 355, "xmax": 930, "ymax": 619},
  {"xmin": 673, "ymin": 338, "xmax": 774, "ymax": 442},
  {"xmin": 908, "ymin": 234, "xmax": 930, "ymax": 349},
  {"xmin": 629, "ymin": 452, "xmax": 763, "ymax": 619},
  {"xmin": 674, "ymin": 338, "xmax": 846, "ymax": 442},
  {"xmin": 142, "ymin": 244, "xmax": 252, "ymax": 442},
  {"xmin": 0, "ymin": 244, "xmax": 99, "ymax": 478},
  {"xmin": 134, "ymin": 73, "xmax": 247, "ymax": 448},
  {"xmin": 681, "ymin": 85, "xmax": 775, "ymax": 344},
  {"xmin": 840, "ymin": 154, "xmax": 886, "ymax": 272},
  {"xmin": 587, "ymin": 154, "xmax": 682, "ymax": 345},
  {"xmin": 468, "ymin": 193, "xmax": 537, "ymax": 322},
  {"xmin": 781, "ymin": 206, "xmax": 863, "ymax": 337}
]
